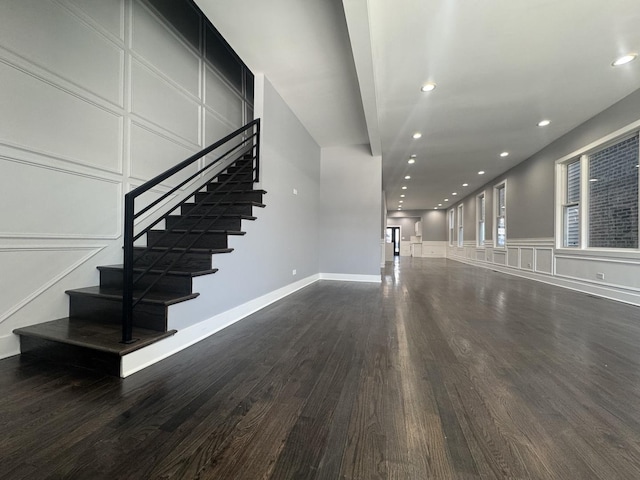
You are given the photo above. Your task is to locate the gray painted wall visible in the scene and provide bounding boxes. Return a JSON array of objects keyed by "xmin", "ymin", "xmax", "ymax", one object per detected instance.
[
  {"xmin": 169, "ymin": 74, "xmax": 322, "ymax": 329},
  {"xmin": 320, "ymin": 145, "xmax": 382, "ymax": 276},
  {"xmin": 387, "ymin": 217, "xmax": 419, "ymax": 241},
  {"xmin": 421, "ymin": 210, "xmax": 447, "ymax": 241},
  {"xmin": 455, "ymin": 88, "xmax": 640, "ymax": 243}
]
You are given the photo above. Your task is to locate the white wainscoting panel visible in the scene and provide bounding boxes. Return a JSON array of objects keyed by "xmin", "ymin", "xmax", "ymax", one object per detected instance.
[
  {"xmin": 0, "ymin": 245, "xmax": 103, "ymax": 323},
  {"xmin": 421, "ymin": 241, "xmax": 446, "ymax": 258},
  {"xmin": 555, "ymin": 255, "xmax": 640, "ymax": 291},
  {"xmin": 494, "ymin": 250, "xmax": 506, "ymax": 265},
  {"xmin": 131, "ymin": 0, "xmax": 199, "ymax": 97},
  {"xmin": 131, "ymin": 59, "xmax": 200, "ymax": 144},
  {"xmin": 0, "ymin": 0, "xmax": 124, "ymax": 105},
  {"xmin": 0, "ymin": 160, "xmax": 121, "ymax": 239},
  {"xmin": 0, "ymin": 61, "xmax": 123, "ymax": 172},
  {"xmin": 63, "ymin": 0, "xmax": 125, "ymax": 40},
  {"xmin": 521, "ymin": 248, "xmax": 534, "ymax": 271},
  {"xmin": 205, "ymin": 66, "xmax": 243, "ymax": 126},
  {"xmin": 476, "ymin": 248, "xmax": 486, "ymax": 261},
  {"xmin": 536, "ymin": 248, "xmax": 553, "ymax": 274},
  {"xmin": 129, "ymin": 122, "xmax": 198, "ymax": 186},
  {"xmin": 508, "ymin": 247, "xmax": 519, "ymax": 268}
]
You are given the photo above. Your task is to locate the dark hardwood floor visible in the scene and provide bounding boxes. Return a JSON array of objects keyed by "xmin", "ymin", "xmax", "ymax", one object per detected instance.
[{"xmin": 2, "ymin": 258, "xmax": 640, "ymax": 479}]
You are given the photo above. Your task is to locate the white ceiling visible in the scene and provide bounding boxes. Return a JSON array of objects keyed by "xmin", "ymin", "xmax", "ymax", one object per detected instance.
[{"xmin": 195, "ymin": 0, "xmax": 640, "ymax": 212}]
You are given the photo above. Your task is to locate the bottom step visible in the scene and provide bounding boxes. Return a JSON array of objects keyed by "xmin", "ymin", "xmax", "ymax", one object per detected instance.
[{"xmin": 14, "ymin": 318, "xmax": 176, "ymax": 376}]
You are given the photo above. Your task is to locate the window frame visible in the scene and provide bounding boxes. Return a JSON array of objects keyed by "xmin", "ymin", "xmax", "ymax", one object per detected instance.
[
  {"xmin": 554, "ymin": 122, "xmax": 640, "ymax": 254},
  {"xmin": 448, "ymin": 209, "xmax": 455, "ymax": 246},
  {"xmin": 494, "ymin": 180, "xmax": 507, "ymax": 248},
  {"xmin": 457, "ymin": 204, "xmax": 464, "ymax": 247},
  {"xmin": 476, "ymin": 192, "xmax": 486, "ymax": 247}
]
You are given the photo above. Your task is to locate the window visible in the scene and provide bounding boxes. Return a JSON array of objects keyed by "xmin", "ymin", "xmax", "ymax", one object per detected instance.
[
  {"xmin": 557, "ymin": 132, "xmax": 639, "ymax": 250},
  {"xmin": 563, "ymin": 160, "xmax": 580, "ymax": 247},
  {"xmin": 495, "ymin": 182, "xmax": 506, "ymax": 247},
  {"xmin": 448, "ymin": 209, "xmax": 455, "ymax": 246},
  {"xmin": 477, "ymin": 193, "xmax": 486, "ymax": 246},
  {"xmin": 457, "ymin": 205, "xmax": 464, "ymax": 247}
]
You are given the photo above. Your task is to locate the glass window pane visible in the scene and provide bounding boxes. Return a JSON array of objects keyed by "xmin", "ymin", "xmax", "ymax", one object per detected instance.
[
  {"xmin": 567, "ymin": 160, "xmax": 581, "ymax": 203},
  {"xmin": 588, "ymin": 135, "xmax": 639, "ymax": 248},
  {"xmin": 564, "ymin": 205, "xmax": 579, "ymax": 247},
  {"xmin": 497, "ymin": 216, "xmax": 506, "ymax": 247}
]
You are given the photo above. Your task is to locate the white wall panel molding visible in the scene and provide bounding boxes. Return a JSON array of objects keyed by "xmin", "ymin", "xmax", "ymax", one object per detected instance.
[
  {"xmin": 0, "ymin": 60, "xmax": 124, "ymax": 174},
  {"xmin": 0, "ymin": 158, "xmax": 122, "ymax": 239},
  {"xmin": 0, "ymin": 1, "xmax": 124, "ymax": 107},
  {"xmin": 508, "ymin": 238, "xmax": 554, "ymax": 247},
  {"xmin": 507, "ymin": 247, "xmax": 519, "ymax": 268},
  {"xmin": 131, "ymin": 0, "xmax": 200, "ymax": 98},
  {"xmin": 60, "ymin": 0, "xmax": 126, "ymax": 42},
  {"xmin": 204, "ymin": 66, "xmax": 243, "ymax": 126},
  {"xmin": 0, "ymin": 245, "xmax": 105, "ymax": 324},
  {"xmin": 520, "ymin": 247, "xmax": 534, "ymax": 271},
  {"xmin": 130, "ymin": 58, "xmax": 200, "ymax": 145},
  {"xmin": 536, "ymin": 248, "xmax": 553, "ymax": 274},
  {"xmin": 421, "ymin": 241, "xmax": 446, "ymax": 258},
  {"xmin": 555, "ymin": 255, "xmax": 640, "ymax": 291},
  {"xmin": 319, "ymin": 273, "xmax": 382, "ymax": 283},
  {"xmin": 0, "ymin": 334, "xmax": 20, "ymax": 360},
  {"xmin": 129, "ymin": 120, "xmax": 199, "ymax": 187}
]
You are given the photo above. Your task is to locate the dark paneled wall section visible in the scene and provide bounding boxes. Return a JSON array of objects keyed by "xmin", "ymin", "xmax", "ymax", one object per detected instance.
[{"xmin": 148, "ymin": 0, "xmax": 254, "ymax": 119}]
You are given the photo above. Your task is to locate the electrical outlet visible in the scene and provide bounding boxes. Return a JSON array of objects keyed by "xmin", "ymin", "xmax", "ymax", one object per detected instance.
[
  {"xmin": 292, "ymin": 269, "xmax": 297, "ymax": 276},
  {"xmin": 527, "ymin": 263, "xmax": 532, "ymax": 268},
  {"xmin": 596, "ymin": 272, "xmax": 605, "ymax": 280}
]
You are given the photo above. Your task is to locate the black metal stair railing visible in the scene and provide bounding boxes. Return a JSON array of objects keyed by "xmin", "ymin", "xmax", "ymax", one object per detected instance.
[{"xmin": 122, "ymin": 119, "xmax": 261, "ymax": 343}]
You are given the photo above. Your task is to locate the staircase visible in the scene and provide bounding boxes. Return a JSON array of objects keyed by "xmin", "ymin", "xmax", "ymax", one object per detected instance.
[{"xmin": 14, "ymin": 121, "xmax": 263, "ymax": 376}]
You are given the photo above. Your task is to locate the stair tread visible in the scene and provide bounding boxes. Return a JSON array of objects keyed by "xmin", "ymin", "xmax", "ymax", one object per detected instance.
[
  {"xmin": 14, "ymin": 318, "xmax": 176, "ymax": 356},
  {"xmin": 169, "ymin": 214, "xmax": 257, "ymax": 220},
  {"xmin": 204, "ymin": 189, "xmax": 267, "ymax": 194},
  {"xmin": 192, "ymin": 200, "xmax": 266, "ymax": 208},
  {"xmin": 133, "ymin": 246, "xmax": 234, "ymax": 254},
  {"xmin": 98, "ymin": 265, "xmax": 218, "ymax": 277},
  {"xmin": 150, "ymin": 229, "xmax": 246, "ymax": 235},
  {"xmin": 66, "ymin": 286, "xmax": 199, "ymax": 305}
]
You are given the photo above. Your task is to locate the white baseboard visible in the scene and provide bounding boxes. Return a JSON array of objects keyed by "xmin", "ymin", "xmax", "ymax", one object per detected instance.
[
  {"xmin": 450, "ymin": 256, "xmax": 640, "ymax": 307},
  {"xmin": 319, "ymin": 273, "xmax": 382, "ymax": 283},
  {"xmin": 0, "ymin": 333, "xmax": 20, "ymax": 360},
  {"xmin": 120, "ymin": 274, "xmax": 320, "ymax": 377}
]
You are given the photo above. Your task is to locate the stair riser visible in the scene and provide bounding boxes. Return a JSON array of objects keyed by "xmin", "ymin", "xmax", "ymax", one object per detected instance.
[
  {"xmin": 20, "ymin": 336, "xmax": 120, "ymax": 376},
  {"xmin": 134, "ymin": 249, "xmax": 214, "ymax": 271},
  {"xmin": 195, "ymin": 191, "xmax": 264, "ymax": 203},
  {"xmin": 165, "ymin": 216, "xmax": 241, "ymax": 231},
  {"xmin": 147, "ymin": 231, "xmax": 228, "ymax": 249},
  {"xmin": 100, "ymin": 269, "xmax": 193, "ymax": 295},
  {"xmin": 207, "ymin": 182, "xmax": 255, "ymax": 192},
  {"xmin": 69, "ymin": 295, "xmax": 167, "ymax": 331},
  {"xmin": 218, "ymin": 172, "xmax": 254, "ymax": 182},
  {"xmin": 181, "ymin": 203, "xmax": 255, "ymax": 216}
]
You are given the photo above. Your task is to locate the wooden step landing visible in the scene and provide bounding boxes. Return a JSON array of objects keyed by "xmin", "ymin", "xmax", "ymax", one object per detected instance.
[{"xmin": 14, "ymin": 318, "xmax": 177, "ymax": 376}]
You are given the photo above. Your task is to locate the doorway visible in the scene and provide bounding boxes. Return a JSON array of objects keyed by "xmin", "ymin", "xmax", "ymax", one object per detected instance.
[{"xmin": 386, "ymin": 226, "xmax": 400, "ymax": 256}]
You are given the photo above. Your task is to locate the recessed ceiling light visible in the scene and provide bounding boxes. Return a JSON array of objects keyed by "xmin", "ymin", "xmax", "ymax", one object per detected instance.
[
  {"xmin": 400, "ymin": 194, "xmax": 405, "ymax": 198},
  {"xmin": 478, "ymin": 171, "xmax": 485, "ymax": 175},
  {"xmin": 412, "ymin": 132, "xmax": 422, "ymax": 139},
  {"xmin": 500, "ymin": 152, "xmax": 509, "ymax": 157},
  {"xmin": 404, "ymin": 175, "xmax": 411, "ymax": 180},
  {"xmin": 438, "ymin": 203, "xmax": 442, "ymax": 206},
  {"xmin": 410, "ymin": 154, "xmax": 416, "ymax": 158},
  {"xmin": 421, "ymin": 83, "xmax": 436, "ymax": 92},
  {"xmin": 589, "ymin": 178, "xmax": 598, "ymax": 182},
  {"xmin": 444, "ymin": 198, "xmax": 449, "ymax": 202},
  {"xmin": 452, "ymin": 192, "xmax": 457, "ymax": 196},
  {"xmin": 408, "ymin": 159, "xmax": 415, "ymax": 164},
  {"xmin": 537, "ymin": 120, "xmax": 551, "ymax": 127},
  {"xmin": 434, "ymin": 207, "xmax": 438, "ymax": 210},
  {"xmin": 398, "ymin": 207, "xmax": 402, "ymax": 210},
  {"xmin": 399, "ymin": 200, "xmax": 403, "ymax": 203},
  {"xmin": 462, "ymin": 183, "xmax": 468, "ymax": 187},
  {"xmin": 402, "ymin": 186, "xmax": 407, "ymax": 190},
  {"xmin": 612, "ymin": 54, "xmax": 637, "ymax": 66}
]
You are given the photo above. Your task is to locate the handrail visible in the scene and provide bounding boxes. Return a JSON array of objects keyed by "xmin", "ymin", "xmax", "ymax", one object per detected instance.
[{"xmin": 121, "ymin": 119, "xmax": 261, "ymax": 343}]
